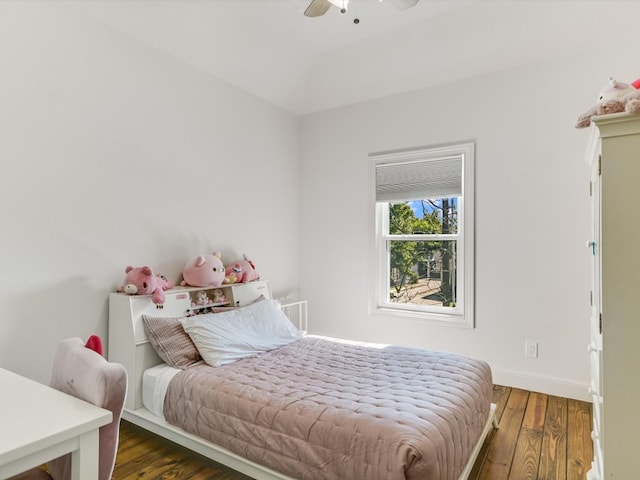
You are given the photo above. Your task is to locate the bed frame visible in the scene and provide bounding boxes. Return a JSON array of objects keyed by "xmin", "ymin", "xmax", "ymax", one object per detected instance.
[{"xmin": 108, "ymin": 284, "xmax": 497, "ymax": 480}]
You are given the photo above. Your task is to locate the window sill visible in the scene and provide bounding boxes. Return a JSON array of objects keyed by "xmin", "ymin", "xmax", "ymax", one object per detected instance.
[{"xmin": 370, "ymin": 305, "xmax": 474, "ymax": 329}]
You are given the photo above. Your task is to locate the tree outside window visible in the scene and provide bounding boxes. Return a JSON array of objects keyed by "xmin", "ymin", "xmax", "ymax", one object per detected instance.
[{"xmin": 388, "ymin": 198, "xmax": 458, "ymax": 307}]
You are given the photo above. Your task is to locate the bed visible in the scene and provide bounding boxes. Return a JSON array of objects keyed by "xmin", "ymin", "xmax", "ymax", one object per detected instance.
[{"xmin": 108, "ymin": 283, "xmax": 497, "ymax": 480}]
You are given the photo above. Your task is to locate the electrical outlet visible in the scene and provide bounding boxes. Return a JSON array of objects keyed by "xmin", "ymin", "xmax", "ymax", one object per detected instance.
[{"xmin": 525, "ymin": 341, "xmax": 538, "ymax": 358}]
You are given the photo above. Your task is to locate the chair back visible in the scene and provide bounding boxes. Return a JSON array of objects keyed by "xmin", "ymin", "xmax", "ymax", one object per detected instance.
[{"xmin": 46, "ymin": 337, "xmax": 127, "ymax": 480}]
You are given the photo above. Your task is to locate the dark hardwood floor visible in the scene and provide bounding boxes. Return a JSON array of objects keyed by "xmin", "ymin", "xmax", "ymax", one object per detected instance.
[
  {"xmin": 113, "ymin": 385, "xmax": 593, "ymax": 480},
  {"xmin": 470, "ymin": 386, "xmax": 592, "ymax": 480}
]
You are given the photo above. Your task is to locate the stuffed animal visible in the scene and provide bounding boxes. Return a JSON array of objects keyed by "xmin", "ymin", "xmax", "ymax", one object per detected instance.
[
  {"xmin": 181, "ymin": 252, "xmax": 226, "ymax": 287},
  {"xmin": 224, "ymin": 254, "xmax": 260, "ymax": 283},
  {"xmin": 194, "ymin": 290, "xmax": 212, "ymax": 306},
  {"xmin": 576, "ymin": 77, "xmax": 640, "ymax": 128},
  {"xmin": 212, "ymin": 289, "xmax": 227, "ymax": 303},
  {"xmin": 119, "ymin": 265, "xmax": 174, "ymax": 305}
]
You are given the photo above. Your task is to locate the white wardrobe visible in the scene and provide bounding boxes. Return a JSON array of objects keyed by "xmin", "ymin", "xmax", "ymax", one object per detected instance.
[{"xmin": 587, "ymin": 113, "xmax": 640, "ymax": 479}]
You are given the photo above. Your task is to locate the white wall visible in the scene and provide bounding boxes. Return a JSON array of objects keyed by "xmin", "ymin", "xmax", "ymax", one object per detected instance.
[
  {"xmin": 299, "ymin": 46, "xmax": 639, "ymax": 401},
  {"xmin": 0, "ymin": 3, "xmax": 300, "ymax": 383}
]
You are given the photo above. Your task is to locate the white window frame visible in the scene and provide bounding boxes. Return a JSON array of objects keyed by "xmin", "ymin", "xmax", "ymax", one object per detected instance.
[{"xmin": 370, "ymin": 141, "xmax": 475, "ymax": 328}]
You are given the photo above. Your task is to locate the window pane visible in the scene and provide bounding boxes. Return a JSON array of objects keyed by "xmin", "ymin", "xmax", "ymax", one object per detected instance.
[
  {"xmin": 388, "ymin": 198, "xmax": 458, "ymax": 235},
  {"xmin": 389, "ymin": 240, "xmax": 457, "ymax": 308}
]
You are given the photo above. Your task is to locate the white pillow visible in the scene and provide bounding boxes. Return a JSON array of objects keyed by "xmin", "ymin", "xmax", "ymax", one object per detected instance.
[{"xmin": 181, "ymin": 299, "xmax": 303, "ymax": 367}]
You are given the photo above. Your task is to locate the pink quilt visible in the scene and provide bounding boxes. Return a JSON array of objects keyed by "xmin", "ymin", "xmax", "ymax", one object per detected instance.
[{"xmin": 163, "ymin": 336, "xmax": 493, "ymax": 480}]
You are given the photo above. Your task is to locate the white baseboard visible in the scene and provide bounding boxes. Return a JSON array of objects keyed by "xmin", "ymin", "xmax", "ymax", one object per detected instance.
[{"xmin": 492, "ymin": 368, "xmax": 590, "ymax": 402}]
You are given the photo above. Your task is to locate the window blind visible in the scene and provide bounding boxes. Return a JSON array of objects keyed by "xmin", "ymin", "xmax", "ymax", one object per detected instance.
[{"xmin": 375, "ymin": 155, "xmax": 462, "ymax": 202}]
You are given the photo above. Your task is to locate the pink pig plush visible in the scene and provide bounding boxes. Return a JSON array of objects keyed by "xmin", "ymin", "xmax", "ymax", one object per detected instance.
[
  {"xmin": 120, "ymin": 265, "xmax": 174, "ymax": 305},
  {"xmin": 181, "ymin": 251, "xmax": 227, "ymax": 287},
  {"xmin": 224, "ymin": 254, "xmax": 260, "ymax": 284}
]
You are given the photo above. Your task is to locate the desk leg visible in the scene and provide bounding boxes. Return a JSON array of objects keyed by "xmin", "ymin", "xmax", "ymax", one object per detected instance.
[{"xmin": 70, "ymin": 429, "xmax": 100, "ymax": 480}]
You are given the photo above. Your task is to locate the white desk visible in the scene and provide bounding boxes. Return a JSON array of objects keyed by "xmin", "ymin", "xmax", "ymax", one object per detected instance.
[{"xmin": 0, "ymin": 368, "xmax": 111, "ymax": 480}]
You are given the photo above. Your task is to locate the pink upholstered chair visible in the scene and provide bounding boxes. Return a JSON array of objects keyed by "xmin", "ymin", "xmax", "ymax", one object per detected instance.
[{"xmin": 9, "ymin": 337, "xmax": 127, "ymax": 480}]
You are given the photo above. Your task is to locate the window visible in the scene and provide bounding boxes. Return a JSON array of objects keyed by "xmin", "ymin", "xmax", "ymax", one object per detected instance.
[{"xmin": 371, "ymin": 142, "xmax": 475, "ymax": 327}]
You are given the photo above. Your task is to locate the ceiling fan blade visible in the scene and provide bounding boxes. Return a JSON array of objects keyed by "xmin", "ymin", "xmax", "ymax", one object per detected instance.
[
  {"xmin": 304, "ymin": 0, "xmax": 332, "ymax": 17},
  {"xmin": 389, "ymin": 0, "xmax": 420, "ymax": 10}
]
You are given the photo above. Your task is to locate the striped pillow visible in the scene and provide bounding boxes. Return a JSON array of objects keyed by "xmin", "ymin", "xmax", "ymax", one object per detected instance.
[{"xmin": 142, "ymin": 316, "xmax": 202, "ymax": 369}]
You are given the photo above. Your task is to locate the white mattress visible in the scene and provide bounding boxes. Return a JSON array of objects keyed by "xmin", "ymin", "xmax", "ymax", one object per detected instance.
[{"xmin": 142, "ymin": 363, "xmax": 180, "ymax": 418}]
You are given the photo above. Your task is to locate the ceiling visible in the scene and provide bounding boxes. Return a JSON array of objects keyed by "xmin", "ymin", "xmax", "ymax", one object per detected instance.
[{"xmin": 68, "ymin": 0, "xmax": 640, "ymax": 115}]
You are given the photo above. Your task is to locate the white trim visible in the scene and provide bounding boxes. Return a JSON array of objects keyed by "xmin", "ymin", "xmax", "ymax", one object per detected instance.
[
  {"xmin": 492, "ymin": 367, "xmax": 590, "ymax": 402},
  {"xmin": 369, "ymin": 305, "xmax": 470, "ymax": 327}
]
